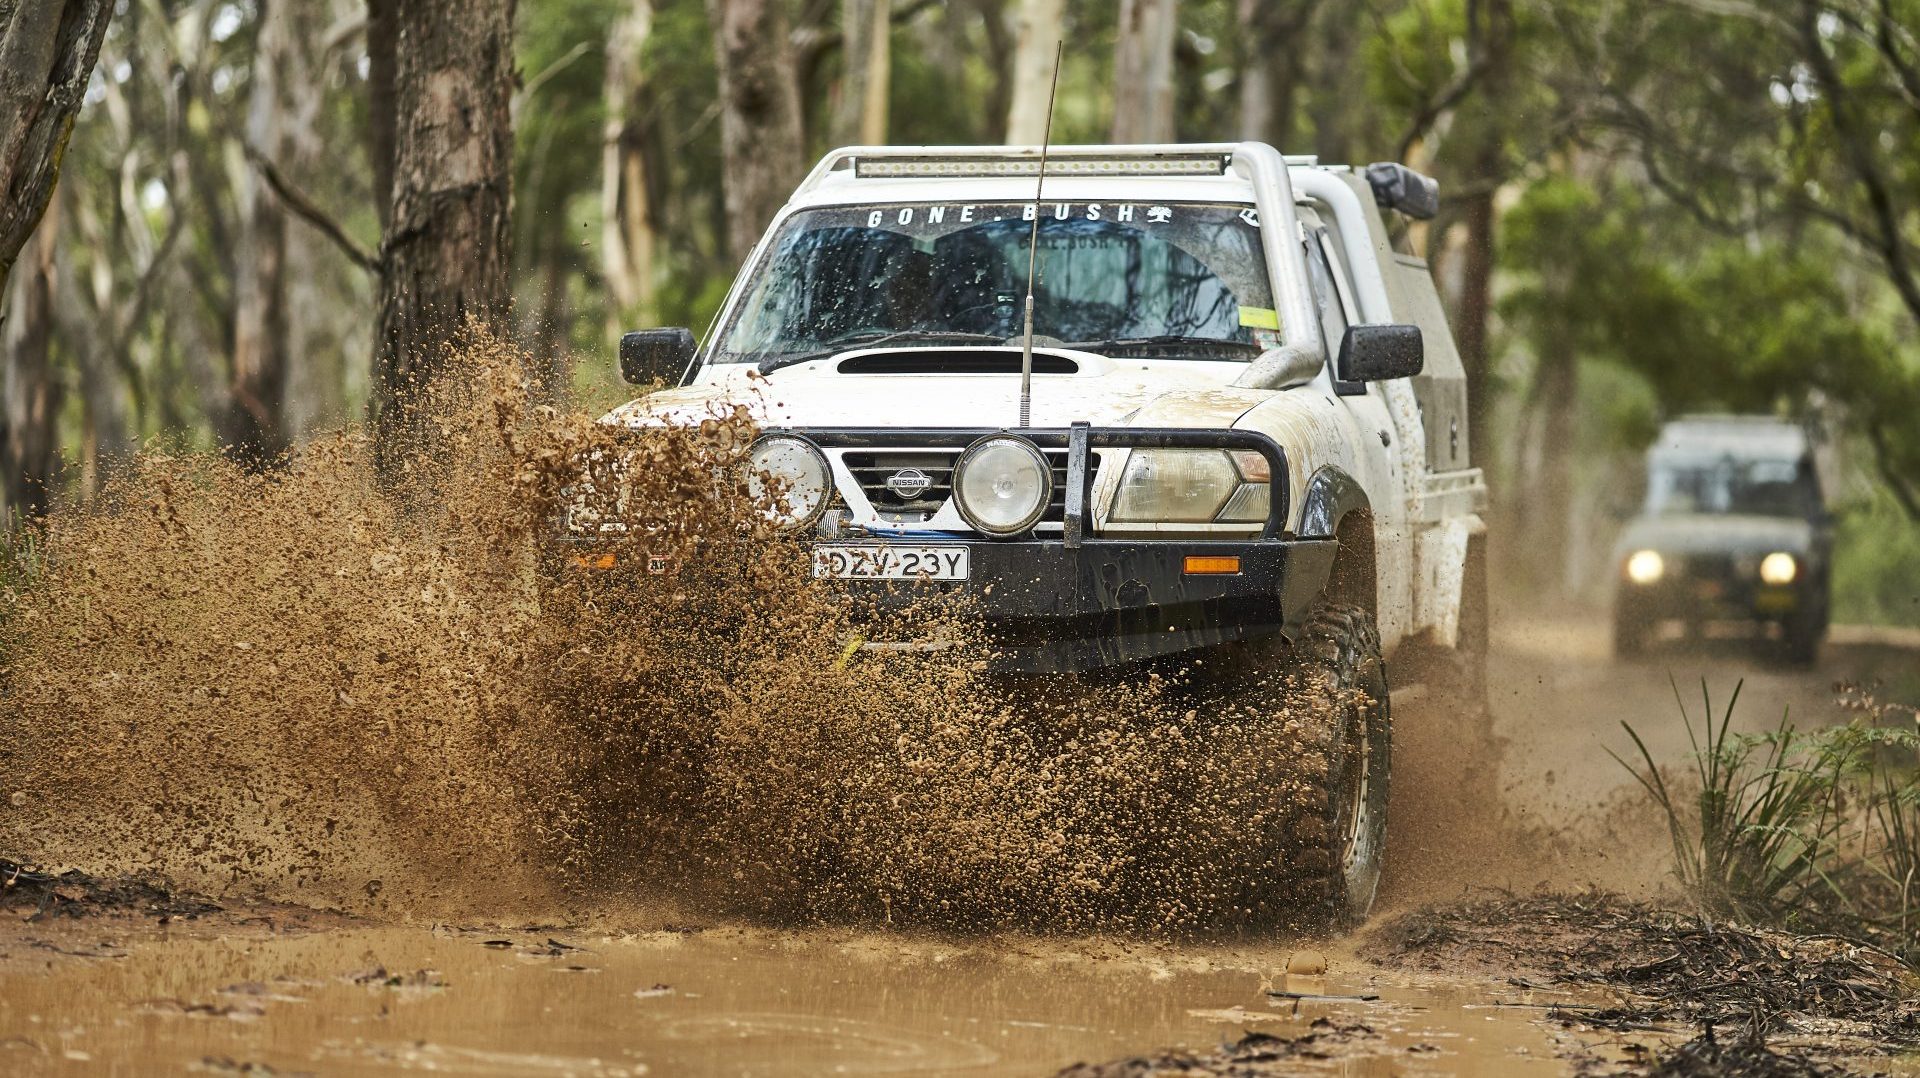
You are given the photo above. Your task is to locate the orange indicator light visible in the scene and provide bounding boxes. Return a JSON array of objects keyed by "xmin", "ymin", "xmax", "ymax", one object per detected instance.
[
  {"xmin": 1183, "ymin": 555, "xmax": 1242, "ymax": 575},
  {"xmin": 573, "ymin": 552, "xmax": 617, "ymax": 570}
]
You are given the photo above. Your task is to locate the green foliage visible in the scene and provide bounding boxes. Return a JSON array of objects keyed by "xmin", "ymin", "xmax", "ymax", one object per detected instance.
[
  {"xmin": 14, "ymin": 0, "xmax": 1920, "ymax": 541},
  {"xmin": 1614, "ymin": 681, "xmax": 1843, "ymax": 924},
  {"xmin": 1501, "ymin": 174, "xmax": 1918, "ymax": 449},
  {"xmin": 1833, "ymin": 493, "xmax": 1920, "ymax": 627},
  {"xmin": 1619, "ymin": 681, "xmax": 1920, "ymax": 959}
]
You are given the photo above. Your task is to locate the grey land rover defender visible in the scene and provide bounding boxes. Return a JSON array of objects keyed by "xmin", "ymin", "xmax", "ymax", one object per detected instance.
[{"xmin": 1612, "ymin": 416, "xmax": 1831, "ymax": 664}]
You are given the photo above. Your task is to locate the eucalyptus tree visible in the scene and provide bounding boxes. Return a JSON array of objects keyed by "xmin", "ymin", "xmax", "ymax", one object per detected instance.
[
  {"xmin": 1561, "ymin": 0, "xmax": 1920, "ymax": 520},
  {"xmin": 370, "ymin": 0, "xmax": 518, "ymax": 472},
  {"xmin": 1110, "ymin": 0, "xmax": 1178, "ymax": 143},
  {"xmin": 0, "ymin": 0, "xmax": 113, "ymax": 517},
  {"xmin": 707, "ymin": 0, "xmax": 804, "ymax": 264},
  {"xmin": 1005, "ymin": 0, "xmax": 1063, "ymax": 143}
]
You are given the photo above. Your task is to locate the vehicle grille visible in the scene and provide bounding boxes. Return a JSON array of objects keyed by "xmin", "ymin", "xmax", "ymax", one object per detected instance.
[
  {"xmin": 843, "ymin": 451, "xmax": 954, "ymax": 515},
  {"xmin": 1679, "ymin": 553, "xmax": 1736, "ymax": 580},
  {"xmin": 841, "ymin": 448, "xmax": 1099, "ymax": 523}
]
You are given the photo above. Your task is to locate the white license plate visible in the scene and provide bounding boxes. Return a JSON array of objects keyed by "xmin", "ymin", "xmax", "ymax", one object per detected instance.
[{"xmin": 812, "ymin": 544, "xmax": 970, "ymax": 581}]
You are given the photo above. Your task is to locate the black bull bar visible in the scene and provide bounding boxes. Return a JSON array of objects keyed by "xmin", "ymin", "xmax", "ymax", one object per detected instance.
[{"xmin": 782, "ymin": 424, "xmax": 1332, "ymax": 671}]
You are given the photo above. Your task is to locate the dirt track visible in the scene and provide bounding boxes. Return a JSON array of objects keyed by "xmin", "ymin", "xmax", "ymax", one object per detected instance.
[{"xmin": 3, "ymin": 613, "xmax": 1916, "ymax": 1076}]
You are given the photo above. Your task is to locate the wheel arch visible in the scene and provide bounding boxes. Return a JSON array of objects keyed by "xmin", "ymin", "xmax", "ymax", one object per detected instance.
[{"xmin": 1299, "ymin": 466, "xmax": 1377, "ymax": 615}]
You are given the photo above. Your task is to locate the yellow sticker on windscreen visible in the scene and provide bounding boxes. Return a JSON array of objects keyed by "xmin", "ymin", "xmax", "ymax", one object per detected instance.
[{"xmin": 1239, "ymin": 307, "xmax": 1281, "ymax": 330}]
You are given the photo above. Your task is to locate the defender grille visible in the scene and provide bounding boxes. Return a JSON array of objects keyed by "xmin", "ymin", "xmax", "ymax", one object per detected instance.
[{"xmin": 1680, "ymin": 553, "xmax": 1736, "ymax": 580}]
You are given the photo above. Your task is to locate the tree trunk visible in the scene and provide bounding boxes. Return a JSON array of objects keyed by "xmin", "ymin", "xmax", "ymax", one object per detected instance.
[
  {"xmin": 2, "ymin": 202, "xmax": 61, "ymax": 518},
  {"xmin": 530, "ymin": 251, "xmax": 568, "ymax": 400},
  {"xmin": 1513, "ymin": 345, "xmax": 1577, "ymax": 594},
  {"xmin": 708, "ymin": 0, "xmax": 805, "ymax": 264},
  {"xmin": 365, "ymin": 0, "xmax": 397, "ymax": 231},
  {"xmin": 602, "ymin": 0, "xmax": 657, "ymax": 327},
  {"xmin": 59, "ymin": 248, "xmax": 131, "ymax": 505},
  {"xmin": 370, "ymin": 0, "xmax": 517, "ymax": 471},
  {"xmin": 1452, "ymin": 0, "xmax": 1511, "ymax": 467},
  {"xmin": 1110, "ymin": 0, "xmax": 1178, "ymax": 143},
  {"xmin": 226, "ymin": 0, "xmax": 325, "ymax": 465},
  {"xmin": 831, "ymin": 0, "xmax": 892, "ymax": 146},
  {"xmin": 0, "ymin": 0, "xmax": 113, "ymax": 307},
  {"xmin": 1304, "ymin": 2, "xmax": 1359, "ymax": 163},
  {"xmin": 1236, "ymin": 0, "xmax": 1315, "ymax": 149},
  {"xmin": 1004, "ymin": 0, "xmax": 1063, "ymax": 144},
  {"xmin": 972, "ymin": 0, "xmax": 1014, "ymax": 142}
]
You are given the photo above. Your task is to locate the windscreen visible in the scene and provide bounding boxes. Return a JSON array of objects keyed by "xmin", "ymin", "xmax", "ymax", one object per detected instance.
[
  {"xmin": 1646, "ymin": 455, "xmax": 1817, "ymax": 518},
  {"xmin": 711, "ymin": 202, "xmax": 1277, "ymax": 367}
]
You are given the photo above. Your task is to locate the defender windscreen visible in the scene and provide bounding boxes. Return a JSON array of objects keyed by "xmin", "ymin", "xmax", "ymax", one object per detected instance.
[
  {"xmin": 1646, "ymin": 456, "xmax": 1818, "ymax": 518},
  {"xmin": 713, "ymin": 202, "xmax": 1277, "ymax": 367}
]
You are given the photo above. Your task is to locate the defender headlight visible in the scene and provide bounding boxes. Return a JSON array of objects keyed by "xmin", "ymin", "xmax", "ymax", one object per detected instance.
[
  {"xmin": 1112, "ymin": 449, "xmax": 1272, "ymax": 524},
  {"xmin": 1625, "ymin": 549, "xmax": 1665, "ymax": 585},
  {"xmin": 1759, "ymin": 551, "xmax": 1798, "ymax": 585},
  {"xmin": 953, "ymin": 435, "xmax": 1051, "ymax": 536},
  {"xmin": 747, "ymin": 435, "xmax": 831, "ymax": 530}
]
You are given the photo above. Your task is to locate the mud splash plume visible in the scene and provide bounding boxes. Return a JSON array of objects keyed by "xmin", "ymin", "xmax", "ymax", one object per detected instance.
[{"xmin": 2, "ymin": 332, "xmax": 1320, "ymax": 932}]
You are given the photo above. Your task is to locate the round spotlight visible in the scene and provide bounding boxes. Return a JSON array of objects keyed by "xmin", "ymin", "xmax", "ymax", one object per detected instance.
[
  {"xmin": 747, "ymin": 435, "xmax": 831, "ymax": 530},
  {"xmin": 1759, "ymin": 551, "xmax": 1798, "ymax": 586},
  {"xmin": 1625, "ymin": 549, "xmax": 1665, "ymax": 585},
  {"xmin": 953, "ymin": 436, "xmax": 1052, "ymax": 537}
]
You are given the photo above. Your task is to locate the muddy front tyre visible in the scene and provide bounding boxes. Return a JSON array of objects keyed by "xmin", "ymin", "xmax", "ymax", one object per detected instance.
[
  {"xmin": 1778, "ymin": 608, "xmax": 1822, "ymax": 667},
  {"xmin": 1231, "ymin": 603, "xmax": 1391, "ymax": 932},
  {"xmin": 1613, "ymin": 602, "xmax": 1650, "ymax": 660}
]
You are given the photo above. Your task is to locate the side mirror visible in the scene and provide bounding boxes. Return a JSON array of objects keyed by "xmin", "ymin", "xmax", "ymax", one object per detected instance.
[
  {"xmin": 619, "ymin": 328, "xmax": 696, "ymax": 385},
  {"xmin": 1337, "ymin": 323, "xmax": 1423, "ymax": 382}
]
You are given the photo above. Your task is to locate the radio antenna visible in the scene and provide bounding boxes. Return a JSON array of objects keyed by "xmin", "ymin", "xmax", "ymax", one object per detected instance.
[{"xmin": 1018, "ymin": 43, "xmax": 1063, "ymax": 428}]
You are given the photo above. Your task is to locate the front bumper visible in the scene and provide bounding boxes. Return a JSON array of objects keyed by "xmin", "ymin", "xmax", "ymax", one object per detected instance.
[
  {"xmin": 1617, "ymin": 576, "xmax": 1809, "ymax": 623},
  {"xmin": 842, "ymin": 536, "xmax": 1337, "ymax": 672},
  {"xmin": 555, "ymin": 423, "xmax": 1336, "ymax": 673}
]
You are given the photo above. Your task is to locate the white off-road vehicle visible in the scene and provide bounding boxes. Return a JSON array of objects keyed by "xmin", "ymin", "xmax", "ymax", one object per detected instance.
[{"xmin": 596, "ymin": 143, "xmax": 1487, "ymax": 927}]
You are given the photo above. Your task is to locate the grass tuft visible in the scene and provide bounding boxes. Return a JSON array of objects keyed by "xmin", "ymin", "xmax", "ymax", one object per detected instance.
[{"xmin": 1617, "ymin": 679, "xmax": 1920, "ymax": 959}]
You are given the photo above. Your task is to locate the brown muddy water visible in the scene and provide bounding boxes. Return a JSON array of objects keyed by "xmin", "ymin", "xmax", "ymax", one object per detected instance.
[{"xmin": 2, "ymin": 917, "xmax": 1608, "ymax": 1076}]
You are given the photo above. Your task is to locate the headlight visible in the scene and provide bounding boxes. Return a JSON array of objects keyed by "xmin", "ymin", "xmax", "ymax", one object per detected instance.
[
  {"xmin": 747, "ymin": 435, "xmax": 831, "ymax": 530},
  {"xmin": 1759, "ymin": 551, "xmax": 1798, "ymax": 585},
  {"xmin": 953, "ymin": 435, "xmax": 1051, "ymax": 536},
  {"xmin": 1625, "ymin": 549, "xmax": 1665, "ymax": 585},
  {"xmin": 1112, "ymin": 449, "xmax": 1271, "ymax": 524}
]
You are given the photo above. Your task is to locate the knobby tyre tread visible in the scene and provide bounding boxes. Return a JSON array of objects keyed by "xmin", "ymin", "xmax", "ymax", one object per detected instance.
[{"xmin": 1224, "ymin": 601, "xmax": 1390, "ymax": 932}]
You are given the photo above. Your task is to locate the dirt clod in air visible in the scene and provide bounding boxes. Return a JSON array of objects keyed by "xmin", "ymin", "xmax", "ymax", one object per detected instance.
[
  {"xmin": 0, "ymin": 330, "xmax": 1355, "ymax": 933},
  {"xmin": 1284, "ymin": 948, "xmax": 1327, "ymax": 976}
]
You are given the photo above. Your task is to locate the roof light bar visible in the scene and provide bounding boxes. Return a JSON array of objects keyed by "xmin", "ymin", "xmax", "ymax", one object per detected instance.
[{"xmin": 853, "ymin": 153, "xmax": 1230, "ymax": 179}]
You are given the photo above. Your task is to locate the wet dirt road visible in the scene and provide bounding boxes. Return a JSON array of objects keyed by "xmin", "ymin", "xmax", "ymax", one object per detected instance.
[
  {"xmin": 4, "ymin": 613, "xmax": 1916, "ymax": 1076},
  {"xmin": 1467, "ymin": 613, "xmax": 1920, "ymax": 898},
  {"xmin": 3, "ymin": 918, "xmax": 1607, "ymax": 1076}
]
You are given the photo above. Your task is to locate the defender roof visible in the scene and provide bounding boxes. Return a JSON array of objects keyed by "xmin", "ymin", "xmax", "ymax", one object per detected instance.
[{"xmin": 1652, "ymin": 415, "xmax": 1809, "ymax": 462}]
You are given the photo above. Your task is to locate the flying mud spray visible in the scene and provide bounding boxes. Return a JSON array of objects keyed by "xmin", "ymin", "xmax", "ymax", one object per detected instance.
[{"xmin": 1, "ymin": 334, "xmax": 1520, "ymax": 935}]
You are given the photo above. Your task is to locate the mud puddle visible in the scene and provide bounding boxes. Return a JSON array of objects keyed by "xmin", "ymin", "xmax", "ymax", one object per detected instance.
[{"xmin": 0, "ymin": 915, "xmax": 1613, "ymax": 1076}]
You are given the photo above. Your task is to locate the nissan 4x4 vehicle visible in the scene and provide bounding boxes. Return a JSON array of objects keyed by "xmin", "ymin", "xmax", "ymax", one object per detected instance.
[
  {"xmin": 590, "ymin": 143, "xmax": 1488, "ymax": 927},
  {"xmin": 1613, "ymin": 416, "xmax": 1831, "ymax": 664}
]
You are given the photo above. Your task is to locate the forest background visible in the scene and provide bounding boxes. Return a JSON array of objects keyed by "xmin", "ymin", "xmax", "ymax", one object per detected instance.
[{"xmin": 3, "ymin": 0, "xmax": 1918, "ymax": 622}]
